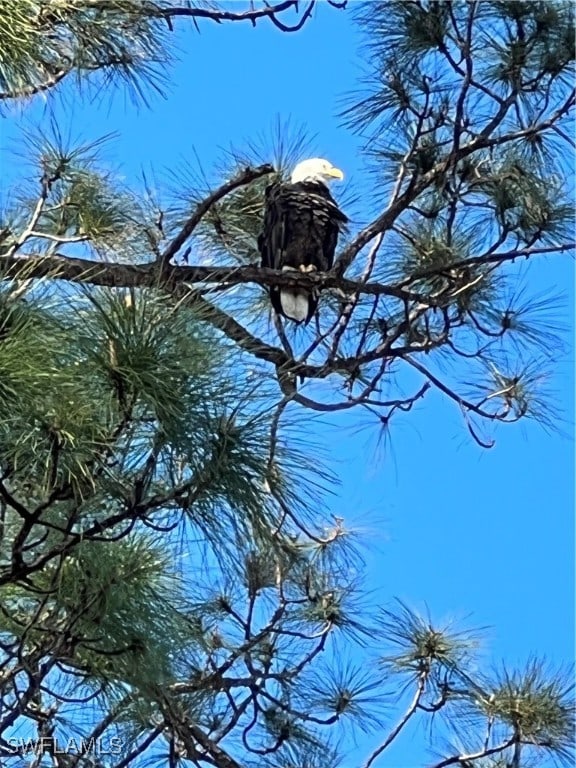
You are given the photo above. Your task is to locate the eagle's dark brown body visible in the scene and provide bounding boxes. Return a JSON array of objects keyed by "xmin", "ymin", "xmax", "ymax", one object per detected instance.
[{"xmin": 258, "ymin": 180, "xmax": 348, "ymax": 324}]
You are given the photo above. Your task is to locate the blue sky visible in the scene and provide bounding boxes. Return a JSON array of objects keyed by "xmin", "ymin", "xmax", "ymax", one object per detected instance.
[{"xmin": 1, "ymin": 4, "xmax": 574, "ymax": 766}]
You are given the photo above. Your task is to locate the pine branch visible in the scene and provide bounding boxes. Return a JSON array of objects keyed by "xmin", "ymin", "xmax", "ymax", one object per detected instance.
[
  {"xmin": 431, "ymin": 737, "xmax": 517, "ymax": 768},
  {"xmin": 151, "ymin": 0, "xmax": 315, "ymax": 30},
  {"xmin": 158, "ymin": 163, "xmax": 274, "ymax": 270},
  {"xmin": 7, "ymin": 249, "xmax": 572, "ymax": 300},
  {"xmin": 0, "ymin": 66, "xmax": 71, "ymax": 101},
  {"xmin": 336, "ymin": 82, "xmax": 575, "ymax": 274}
]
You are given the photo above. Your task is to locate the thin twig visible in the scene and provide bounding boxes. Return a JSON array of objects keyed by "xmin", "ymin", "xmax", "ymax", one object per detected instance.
[{"xmin": 364, "ymin": 675, "xmax": 427, "ymax": 768}]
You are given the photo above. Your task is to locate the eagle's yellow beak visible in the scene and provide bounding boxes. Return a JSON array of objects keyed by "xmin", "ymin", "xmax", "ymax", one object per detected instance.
[{"xmin": 327, "ymin": 166, "xmax": 344, "ymax": 180}]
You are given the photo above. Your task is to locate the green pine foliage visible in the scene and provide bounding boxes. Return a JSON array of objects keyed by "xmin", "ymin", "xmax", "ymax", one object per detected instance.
[{"xmin": 0, "ymin": 2, "xmax": 573, "ymax": 768}]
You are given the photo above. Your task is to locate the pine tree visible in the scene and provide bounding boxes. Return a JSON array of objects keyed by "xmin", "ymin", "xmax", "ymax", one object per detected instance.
[{"xmin": 0, "ymin": 3, "xmax": 573, "ymax": 768}]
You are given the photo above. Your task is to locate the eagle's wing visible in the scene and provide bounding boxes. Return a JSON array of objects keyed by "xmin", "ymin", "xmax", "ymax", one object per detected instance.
[
  {"xmin": 258, "ymin": 182, "xmax": 286, "ymax": 270},
  {"xmin": 308, "ymin": 184, "xmax": 348, "ymax": 271},
  {"xmin": 258, "ymin": 182, "xmax": 293, "ymax": 319}
]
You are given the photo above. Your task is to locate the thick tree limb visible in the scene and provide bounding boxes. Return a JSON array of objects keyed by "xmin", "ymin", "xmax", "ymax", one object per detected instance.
[
  {"xmin": 5, "ymin": 242, "xmax": 570, "ymax": 302},
  {"xmin": 169, "ymin": 281, "xmax": 288, "ymax": 367},
  {"xmin": 0, "ymin": 253, "xmax": 435, "ymax": 303}
]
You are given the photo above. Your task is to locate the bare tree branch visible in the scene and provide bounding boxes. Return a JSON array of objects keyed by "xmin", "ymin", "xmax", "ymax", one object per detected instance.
[{"xmin": 151, "ymin": 0, "xmax": 310, "ymax": 28}]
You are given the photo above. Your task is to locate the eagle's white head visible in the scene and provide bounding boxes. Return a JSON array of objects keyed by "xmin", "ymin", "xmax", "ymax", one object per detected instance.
[{"xmin": 290, "ymin": 158, "xmax": 344, "ymax": 184}]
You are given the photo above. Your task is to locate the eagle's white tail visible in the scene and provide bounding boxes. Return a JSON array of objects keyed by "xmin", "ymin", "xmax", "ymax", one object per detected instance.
[{"xmin": 279, "ymin": 290, "xmax": 310, "ymax": 324}]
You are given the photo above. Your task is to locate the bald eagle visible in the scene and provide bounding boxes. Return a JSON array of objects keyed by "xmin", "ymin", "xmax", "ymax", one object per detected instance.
[{"xmin": 258, "ymin": 158, "xmax": 348, "ymax": 324}]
